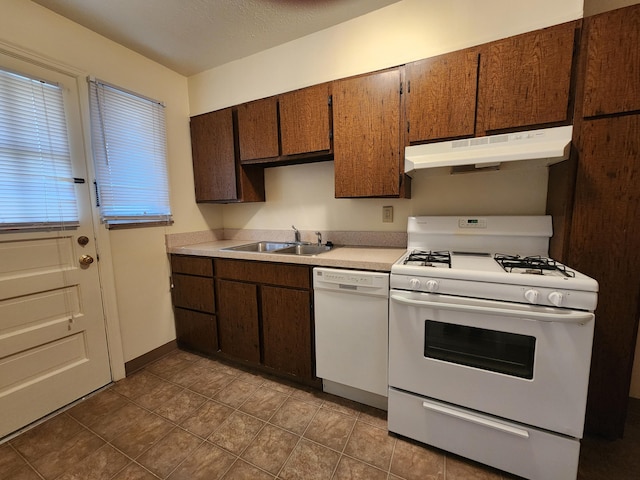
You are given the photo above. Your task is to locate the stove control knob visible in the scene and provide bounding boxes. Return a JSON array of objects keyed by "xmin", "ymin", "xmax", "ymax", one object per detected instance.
[
  {"xmin": 524, "ymin": 289, "xmax": 539, "ymax": 304},
  {"xmin": 409, "ymin": 278, "xmax": 422, "ymax": 290},
  {"xmin": 425, "ymin": 280, "xmax": 439, "ymax": 292},
  {"xmin": 548, "ymin": 291, "xmax": 564, "ymax": 307}
]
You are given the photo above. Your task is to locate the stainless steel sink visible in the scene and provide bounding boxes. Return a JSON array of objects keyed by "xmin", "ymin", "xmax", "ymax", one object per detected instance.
[
  {"xmin": 273, "ymin": 244, "xmax": 333, "ymax": 256},
  {"xmin": 221, "ymin": 241, "xmax": 294, "ymax": 252},
  {"xmin": 221, "ymin": 241, "xmax": 332, "ymax": 256}
]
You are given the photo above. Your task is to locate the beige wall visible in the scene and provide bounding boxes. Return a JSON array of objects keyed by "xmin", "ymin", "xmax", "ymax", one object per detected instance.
[{"xmin": 1, "ymin": 0, "xmax": 222, "ymax": 364}]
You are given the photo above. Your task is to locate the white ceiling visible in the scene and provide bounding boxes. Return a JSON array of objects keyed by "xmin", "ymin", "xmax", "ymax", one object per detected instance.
[{"xmin": 32, "ymin": 0, "xmax": 401, "ymax": 76}]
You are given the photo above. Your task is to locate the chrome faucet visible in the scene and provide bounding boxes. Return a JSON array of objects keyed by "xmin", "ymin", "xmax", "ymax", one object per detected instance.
[
  {"xmin": 315, "ymin": 231, "xmax": 322, "ymax": 246},
  {"xmin": 292, "ymin": 225, "xmax": 301, "ymax": 244}
]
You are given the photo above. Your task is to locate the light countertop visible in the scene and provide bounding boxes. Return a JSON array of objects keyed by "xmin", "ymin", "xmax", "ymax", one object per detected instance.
[{"xmin": 168, "ymin": 240, "xmax": 405, "ymax": 272}]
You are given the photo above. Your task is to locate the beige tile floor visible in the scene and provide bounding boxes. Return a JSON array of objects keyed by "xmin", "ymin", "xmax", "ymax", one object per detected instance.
[{"xmin": 0, "ymin": 349, "xmax": 637, "ymax": 480}]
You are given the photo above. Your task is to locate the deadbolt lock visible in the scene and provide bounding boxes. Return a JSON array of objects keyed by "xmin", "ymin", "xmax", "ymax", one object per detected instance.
[{"xmin": 77, "ymin": 236, "xmax": 90, "ymax": 246}]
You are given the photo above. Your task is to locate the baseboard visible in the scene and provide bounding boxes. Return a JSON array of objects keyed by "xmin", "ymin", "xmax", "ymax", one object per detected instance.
[{"xmin": 124, "ymin": 340, "xmax": 177, "ymax": 376}]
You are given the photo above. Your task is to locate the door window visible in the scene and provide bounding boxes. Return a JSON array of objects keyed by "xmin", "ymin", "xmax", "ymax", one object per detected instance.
[{"xmin": 0, "ymin": 68, "xmax": 78, "ymax": 230}]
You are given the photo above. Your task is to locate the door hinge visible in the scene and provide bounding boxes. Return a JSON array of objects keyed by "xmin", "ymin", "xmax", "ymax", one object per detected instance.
[
  {"xmin": 400, "ymin": 81, "xmax": 403, "ymax": 95},
  {"xmin": 407, "ymin": 121, "xmax": 410, "ymax": 134},
  {"xmin": 328, "ymin": 95, "xmax": 332, "ymax": 107},
  {"xmin": 407, "ymin": 80, "xmax": 411, "ymax": 94}
]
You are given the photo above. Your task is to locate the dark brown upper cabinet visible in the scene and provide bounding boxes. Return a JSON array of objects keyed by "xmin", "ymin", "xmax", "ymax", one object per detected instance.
[
  {"xmin": 190, "ymin": 108, "xmax": 265, "ymax": 203},
  {"xmin": 237, "ymin": 84, "xmax": 332, "ymax": 165},
  {"xmin": 333, "ymin": 68, "xmax": 409, "ymax": 198},
  {"xmin": 280, "ymin": 83, "xmax": 331, "ymax": 156},
  {"xmin": 406, "ymin": 48, "xmax": 480, "ymax": 143},
  {"xmin": 582, "ymin": 5, "xmax": 640, "ymax": 118},
  {"xmin": 237, "ymin": 97, "xmax": 280, "ymax": 162},
  {"xmin": 477, "ymin": 21, "xmax": 578, "ymax": 134}
]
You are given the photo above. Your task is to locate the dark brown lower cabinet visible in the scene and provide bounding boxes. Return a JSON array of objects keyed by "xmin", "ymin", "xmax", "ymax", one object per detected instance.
[
  {"xmin": 174, "ymin": 309, "xmax": 218, "ymax": 355},
  {"xmin": 170, "ymin": 255, "xmax": 218, "ymax": 356},
  {"xmin": 214, "ymin": 258, "xmax": 316, "ymax": 384},
  {"xmin": 262, "ymin": 286, "xmax": 313, "ymax": 379},
  {"xmin": 216, "ymin": 279, "xmax": 260, "ymax": 364}
]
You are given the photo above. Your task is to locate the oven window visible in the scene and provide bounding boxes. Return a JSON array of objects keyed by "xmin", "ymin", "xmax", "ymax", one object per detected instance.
[{"xmin": 424, "ymin": 320, "xmax": 536, "ymax": 379}]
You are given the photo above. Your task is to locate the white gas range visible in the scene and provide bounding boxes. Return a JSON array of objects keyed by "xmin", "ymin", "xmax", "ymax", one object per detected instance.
[{"xmin": 388, "ymin": 216, "xmax": 598, "ymax": 480}]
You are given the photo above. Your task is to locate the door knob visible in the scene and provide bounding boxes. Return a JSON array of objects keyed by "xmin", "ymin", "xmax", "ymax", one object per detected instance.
[{"xmin": 79, "ymin": 254, "xmax": 94, "ymax": 266}]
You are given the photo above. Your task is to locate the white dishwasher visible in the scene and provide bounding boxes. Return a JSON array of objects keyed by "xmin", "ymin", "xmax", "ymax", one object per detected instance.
[{"xmin": 313, "ymin": 267, "xmax": 389, "ymax": 410}]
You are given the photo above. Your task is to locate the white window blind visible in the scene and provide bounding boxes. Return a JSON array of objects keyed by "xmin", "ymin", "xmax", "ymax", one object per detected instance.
[
  {"xmin": 88, "ymin": 78, "xmax": 172, "ymax": 227},
  {"xmin": 0, "ymin": 67, "xmax": 79, "ymax": 230}
]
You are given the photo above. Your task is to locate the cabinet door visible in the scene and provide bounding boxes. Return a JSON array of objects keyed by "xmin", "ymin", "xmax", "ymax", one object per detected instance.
[
  {"xmin": 216, "ymin": 279, "xmax": 260, "ymax": 364},
  {"xmin": 333, "ymin": 69, "xmax": 403, "ymax": 198},
  {"xmin": 569, "ymin": 115, "xmax": 640, "ymax": 438},
  {"xmin": 262, "ymin": 286, "xmax": 313, "ymax": 380},
  {"xmin": 190, "ymin": 108, "xmax": 238, "ymax": 202},
  {"xmin": 190, "ymin": 109, "xmax": 265, "ymax": 203},
  {"xmin": 237, "ymin": 97, "xmax": 279, "ymax": 162},
  {"xmin": 174, "ymin": 308, "xmax": 218, "ymax": 355},
  {"xmin": 583, "ymin": 5, "xmax": 640, "ymax": 117},
  {"xmin": 477, "ymin": 22, "xmax": 577, "ymax": 133},
  {"xmin": 280, "ymin": 83, "xmax": 331, "ymax": 156},
  {"xmin": 406, "ymin": 49, "xmax": 479, "ymax": 143}
]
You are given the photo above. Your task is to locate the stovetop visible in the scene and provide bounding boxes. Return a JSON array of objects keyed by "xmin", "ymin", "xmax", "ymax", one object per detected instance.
[
  {"xmin": 402, "ymin": 250, "xmax": 577, "ymax": 278},
  {"xmin": 392, "ymin": 216, "xmax": 599, "ymax": 309}
]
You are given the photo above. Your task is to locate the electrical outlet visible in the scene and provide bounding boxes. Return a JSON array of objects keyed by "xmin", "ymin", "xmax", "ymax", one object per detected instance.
[{"xmin": 382, "ymin": 206, "xmax": 393, "ymax": 223}]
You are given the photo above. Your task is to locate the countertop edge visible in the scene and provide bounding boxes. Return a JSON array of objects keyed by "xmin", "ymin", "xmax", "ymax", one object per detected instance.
[{"xmin": 167, "ymin": 241, "xmax": 406, "ymax": 272}]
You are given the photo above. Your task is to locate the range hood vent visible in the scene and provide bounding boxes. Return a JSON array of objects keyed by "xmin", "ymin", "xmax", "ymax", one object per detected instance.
[{"xmin": 404, "ymin": 125, "xmax": 573, "ymax": 175}]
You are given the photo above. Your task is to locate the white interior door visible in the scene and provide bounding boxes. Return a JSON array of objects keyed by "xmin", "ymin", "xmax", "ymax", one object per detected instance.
[{"xmin": 0, "ymin": 53, "xmax": 111, "ymax": 438}]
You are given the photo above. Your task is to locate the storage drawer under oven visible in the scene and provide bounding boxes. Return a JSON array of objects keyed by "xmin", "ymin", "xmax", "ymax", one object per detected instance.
[{"xmin": 388, "ymin": 388, "xmax": 579, "ymax": 480}]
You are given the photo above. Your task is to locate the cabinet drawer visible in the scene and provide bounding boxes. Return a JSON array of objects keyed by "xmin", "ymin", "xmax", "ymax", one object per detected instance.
[
  {"xmin": 171, "ymin": 255, "xmax": 213, "ymax": 277},
  {"xmin": 215, "ymin": 259, "xmax": 311, "ymax": 289},
  {"xmin": 172, "ymin": 274, "xmax": 215, "ymax": 312},
  {"xmin": 174, "ymin": 308, "xmax": 218, "ymax": 355}
]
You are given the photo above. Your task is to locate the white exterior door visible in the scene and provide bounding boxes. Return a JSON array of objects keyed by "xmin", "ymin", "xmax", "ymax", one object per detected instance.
[{"xmin": 0, "ymin": 53, "xmax": 111, "ymax": 438}]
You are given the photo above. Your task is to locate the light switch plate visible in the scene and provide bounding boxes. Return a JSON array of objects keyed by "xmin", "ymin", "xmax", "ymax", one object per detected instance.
[{"xmin": 382, "ymin": 206, "xmax": 393, "ymax": 223}]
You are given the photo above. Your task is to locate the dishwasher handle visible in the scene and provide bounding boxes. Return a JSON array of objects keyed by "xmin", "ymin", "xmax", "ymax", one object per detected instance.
[{"xmin": 315, "ymin": 281, "xmax": 390, "ymax": 297}]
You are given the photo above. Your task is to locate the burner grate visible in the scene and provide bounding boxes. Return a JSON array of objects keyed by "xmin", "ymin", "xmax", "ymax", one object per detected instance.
[
  {"xmin": 494, "ymin": 254, "xmax": 575, "ymax": 277},
  {"xmin": 404, "ymin": 250, "xmax": 451, "ymax": 268}
]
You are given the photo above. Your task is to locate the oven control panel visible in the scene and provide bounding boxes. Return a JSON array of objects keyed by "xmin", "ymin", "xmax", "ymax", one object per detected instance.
[{"xmin": 458, "ymin": 218, "xmax": 486, "ymax": 229}]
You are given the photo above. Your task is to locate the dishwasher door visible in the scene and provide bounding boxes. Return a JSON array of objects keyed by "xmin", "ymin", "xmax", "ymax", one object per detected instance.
[{"xmin": 313, "ymin": 268, "xmax": 389, "ymax": 401}]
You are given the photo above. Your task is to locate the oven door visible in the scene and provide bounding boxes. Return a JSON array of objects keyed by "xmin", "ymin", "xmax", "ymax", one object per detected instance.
[{"xmin": 389, "ymin": 289, "xmax": 595, "ymax": 438}]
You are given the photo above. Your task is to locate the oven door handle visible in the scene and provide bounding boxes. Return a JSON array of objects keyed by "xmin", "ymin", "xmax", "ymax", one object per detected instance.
[
  {"xmin": 390, "ymin": 294, "xmax": 594, "ymax": 324},
  {"xmin": 422, "ymin": 400, "xmax": 530, "ymax": 439}
]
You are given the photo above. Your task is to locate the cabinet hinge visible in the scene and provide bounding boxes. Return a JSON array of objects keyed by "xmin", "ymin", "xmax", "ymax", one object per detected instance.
[
  {"xmin": 407, "ymin": 121, "xmax": 410, "ymax": 134},
  {"xmin": 407, "ymin": 80, "xmax": 410, "ymax": 94},
  {"xmin": 400, "ymin": 81, "xmax": 403, "ymax": 95},
  {"xmin": 328, "ymin": 95, "xmax": 332, "ymax": 107}
]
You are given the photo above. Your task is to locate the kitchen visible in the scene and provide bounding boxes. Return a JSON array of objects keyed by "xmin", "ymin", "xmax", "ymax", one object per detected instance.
[{"xmin": 1, "ymin": 0, "xmax": 639, "ymax": 478}]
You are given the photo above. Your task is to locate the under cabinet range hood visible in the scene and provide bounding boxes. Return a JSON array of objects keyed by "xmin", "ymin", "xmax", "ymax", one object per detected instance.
[{"xmin": 404, "ymin": 125, "xmax": 573, "ymax": 175}]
